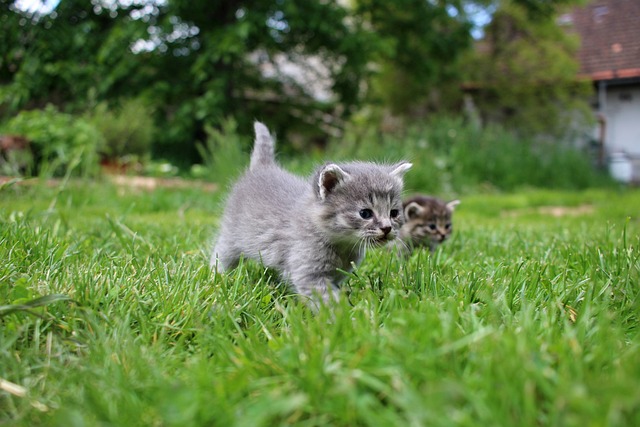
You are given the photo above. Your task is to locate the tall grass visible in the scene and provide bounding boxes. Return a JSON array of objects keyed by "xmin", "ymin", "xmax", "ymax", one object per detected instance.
[
  {"xmin": 192, "ymin": 117, "xmax": 613, "ymax": 195},
  {"xmin": 194, "ymin": 118, "xmax": 249, "ymax": 185},
  {"xmin": 324, "ymin": 117, "xmax": 613, "ymax": 194},
  {"xmin": 1, "ymin": 180, "xmax": 639, "ymax": 426}
]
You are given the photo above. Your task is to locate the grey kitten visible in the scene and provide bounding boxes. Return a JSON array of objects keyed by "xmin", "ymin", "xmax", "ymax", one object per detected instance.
[
  {"xmin": 398, "ymin": 195, "xmax": 460, "ymax": 253},
  {"xmin": 211, "ymin": 122, "xmax": 412, "ymax": 310}
]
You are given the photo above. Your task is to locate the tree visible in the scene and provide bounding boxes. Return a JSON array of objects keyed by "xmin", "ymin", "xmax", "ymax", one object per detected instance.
[
  {"xmin": 461, "ymin": 0, "xmax": 592, "ymax": 137},
  {"xmin": 148, "ymin": 0, "xmax": 376, "ymax": 158},
  {"xmin": 1, "ymin": 0, "xmax": 379, "ymax": 160},
  {"xmin": 0, "ymin": 0, "xmax": 152, "ymax": 112},
  {"xmin": 3, "ymin": 0, "xmax": 591, "ymax": 164},
  {"xmin": 355, "ymin": 0, "xmax": 474, "ymax": 115}
]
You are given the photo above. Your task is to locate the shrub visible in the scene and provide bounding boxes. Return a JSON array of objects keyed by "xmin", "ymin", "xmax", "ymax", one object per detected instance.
[
  {"xmin": 0, "ymin": 135, "xmax": 32, "ymax": 176},
  {"xmin": 324, "ymin": 122, "xmax": 443, "ymax": 194},
  {"xmin": 87, "ymin": 99, "xmax": 155, "ymax": 160},
  {"xmin": 1, "ymin": 105, "xmax": 103, "ymax": 177},
  {"xmin": 448, "ymin": 126, "xmax": 610, "ymax": 191},
  {"xmin": 193, "ymin": 118, "xmax": 248, "ymax": 184},
  {"xmin": 325, "ymin": 116, "xmax": 611, "ymax": 194}
]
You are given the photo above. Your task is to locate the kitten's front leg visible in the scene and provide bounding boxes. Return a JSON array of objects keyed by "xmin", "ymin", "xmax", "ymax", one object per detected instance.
[
  {"xmin": 290, "ymin": 272, "xmax": 341, "ymax": 312},
  {"xmin": 211, "ymin": 238, "xmax": 240, "ymax": 272}
]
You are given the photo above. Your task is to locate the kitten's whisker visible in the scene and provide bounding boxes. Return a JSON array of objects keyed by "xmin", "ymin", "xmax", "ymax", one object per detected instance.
[
  {"xmin": 361, "ymin": 238, "xmax": 368, "ymax": 253},
  {"xmin": 359, "ymin": 238, "xmax": 368, "ymax": 254},
  {"xmin": 388, "ymin": 233, "xmax": 411, "ymax": 257},
  {"xmin": 350, "ymin": 238, "xmax": 362, "ymax": 256},
  {"xmin": 397, "ymin": 236, "xmax": 411, "ymax": 252}
]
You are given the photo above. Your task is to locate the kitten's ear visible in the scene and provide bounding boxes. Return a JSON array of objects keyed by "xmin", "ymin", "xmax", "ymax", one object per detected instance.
[
  {"xmin": 404, "ymin": 201, "xmax": 424, "ymax": 220},
  {"xmin": 317, "ymin": 164, "xmax": 350, "ymax": 200},
  {"xmin": 447, "ymin": 200, "xmax": 461, "ymax": 211},
  {"xmin": 390, "ymin": 162, "xmax": 412, "ymax": 180}
]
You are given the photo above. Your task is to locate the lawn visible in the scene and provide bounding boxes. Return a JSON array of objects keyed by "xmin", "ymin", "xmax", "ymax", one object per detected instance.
[{"xmin": 1, "ymin": 177, "xmax": 639, "ymax": 426}]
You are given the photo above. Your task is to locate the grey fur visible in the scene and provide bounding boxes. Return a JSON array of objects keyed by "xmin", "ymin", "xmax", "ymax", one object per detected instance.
[
  {"xmin": 211, "ymin": 122, "xmax": 412, "ymax": 310},
  {"xmin": 249, "ymin": 122, "xmax": 275, "ymax": 170}
]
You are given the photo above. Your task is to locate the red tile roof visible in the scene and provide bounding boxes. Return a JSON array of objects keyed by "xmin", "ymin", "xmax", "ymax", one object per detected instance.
[{"xmin": 568, "ymin": 0, "xmax": 640, "ymax": 80}]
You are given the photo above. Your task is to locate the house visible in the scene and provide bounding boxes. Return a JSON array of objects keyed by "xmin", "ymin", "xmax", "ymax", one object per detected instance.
[{"xmin": 566, "ymin": 0, "xmax": 640, "ymax": 181}]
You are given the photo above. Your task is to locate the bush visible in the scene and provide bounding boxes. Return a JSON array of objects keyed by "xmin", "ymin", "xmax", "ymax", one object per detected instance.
[
  {"xmin": 87, "ymin": 99, "xmax": 155, "ymax": 160},
  {"xmin": 447, "ymin": 126, "xmax": 609, "ymax": 191},
  {"xmin": 1, "ymin": 105, "xmax": 103, "ymax": 177},
  {"xmin": 324, "ymin": 116, "xmax": 612, "ymax": 194},
  {"xmin": 193, "ymin": 118, "xmax": 248, "ymax": 184},
  {"xmin": 0, "ymin": 135, "xmax": 32, "ymax": 176}
]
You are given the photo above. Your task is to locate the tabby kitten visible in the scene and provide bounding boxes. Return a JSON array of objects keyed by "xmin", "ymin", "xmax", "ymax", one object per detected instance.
[
  {"xmin": 211, "ymin": 122, "xmax": 412, "ymax": 310},
  {"xmin": 398, "ymin": 196, "xmax": 460, "ymax": 253}
]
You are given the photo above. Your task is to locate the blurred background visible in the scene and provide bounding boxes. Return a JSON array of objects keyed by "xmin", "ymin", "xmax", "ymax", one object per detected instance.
[{"xmin": 1, "ymin": 0, "xmax": 638, "ymax": 193}]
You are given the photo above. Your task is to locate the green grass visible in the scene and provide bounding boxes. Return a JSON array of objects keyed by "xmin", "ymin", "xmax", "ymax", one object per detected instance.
[{"xmin": 1, "ymin": 178, "xmax": 639, "ymax": 426}]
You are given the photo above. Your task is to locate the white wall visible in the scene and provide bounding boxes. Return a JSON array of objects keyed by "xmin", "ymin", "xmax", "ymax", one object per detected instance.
[{"xmin": 604, "ymin": 85, "xmax": 640, "ymax": 156}]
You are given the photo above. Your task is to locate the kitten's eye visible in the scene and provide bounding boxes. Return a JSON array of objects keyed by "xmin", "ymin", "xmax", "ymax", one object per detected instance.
[
  {"xmin": 428, "ymin": 224, "xmax": 437, "ymax": 230},
  {"xmin": 445, "ymin": 223, "xmax": 452, "ymax": 230},
  {"xmin": 359, "ymin": 209, "xmax": 373, "ymax": 219},
  {"xmin": 390, "ymin": 209, "xmax": 399, "ymax": 218}
]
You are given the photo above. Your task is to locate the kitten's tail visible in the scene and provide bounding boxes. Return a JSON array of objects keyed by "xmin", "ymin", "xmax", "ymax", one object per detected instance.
[{"xmin": 250, "ymin": 121, "xmax": 275, "ymax": 170}]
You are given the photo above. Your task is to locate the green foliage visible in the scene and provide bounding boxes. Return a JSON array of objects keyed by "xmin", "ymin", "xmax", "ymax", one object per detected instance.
[
  {"xmin": 193, "ymin": 118, "xmax": 248, "ymax": 184},
  {"xmin": 357, "ymin": 0, "xmax": 473, "ymax": 114},
  {"xmin": 149, "ymin": 0, "xmax": 377, "ymax": 158},
  {"xmin": 1, "ymin": 106, "xmax": 103, "ymax": 177},
  {"xmin": 1, "ymin": 0, "xmax": 153, "ymax": 111},
  {"xmin": 462, "ymin": 0, "xmax": 593, "ymax": 137},
  {"xmin": 0, "ymin": 182, "xmax": 639, "ymax": 425},
  {"xmin": 152, "ymin": 114, "xmax": 611, "ymax": 193},
  {"xmin": 86, "ymin": 99, "xmax": 156, "ymax": 160},
  {"xmin": 325, "ymin": 120, "xmax": 446, "ymax": 193},
  {"xmin": 325, "ymin": 116, "xmax": 612, "ymax": 194},
  {"xmin": 0, "ymin": 140, "xmax": 32, "ymax": 176},
  {"xmin": 438, "ymin": 120, "xmax": 607, "ymax": 191},
  {"xmin": 1, "ymin": 0, "xmax": 378, "ymax": 159},
  {"xmin": 512, "ymin": 0, "xmax": 590, "ymax": 20},
  {"xmin": 1, "ymin": 0, "xmax": 597, "ymax": 162}
]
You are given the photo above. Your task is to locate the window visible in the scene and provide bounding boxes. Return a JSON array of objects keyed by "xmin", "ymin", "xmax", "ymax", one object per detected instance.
[{"xmin": 593, "ymin": 6, "xmax": 609, "ymax": 23}]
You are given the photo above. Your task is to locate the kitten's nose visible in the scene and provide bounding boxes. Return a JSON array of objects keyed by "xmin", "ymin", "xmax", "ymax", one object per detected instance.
[{"xmin": 380, "ymin": 226, "xmax": 392, "ymax": 236}]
